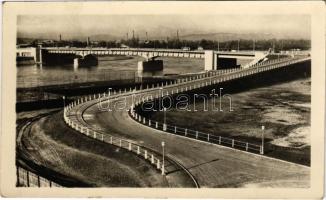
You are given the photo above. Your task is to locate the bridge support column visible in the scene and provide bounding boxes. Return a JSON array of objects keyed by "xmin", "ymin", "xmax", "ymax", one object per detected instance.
[
  {"xmin": 204, "ymin": 50, "xmax": 218, "ymax": 71},
  {"xmin": 73, "ymin": 54, "xmax": 98, "ymax": 68}
]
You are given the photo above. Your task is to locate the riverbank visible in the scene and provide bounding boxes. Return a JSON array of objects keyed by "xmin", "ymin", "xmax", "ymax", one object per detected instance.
[{"xmin": 150, "ymin": 78, "xmax": 311, "ymax": 166}]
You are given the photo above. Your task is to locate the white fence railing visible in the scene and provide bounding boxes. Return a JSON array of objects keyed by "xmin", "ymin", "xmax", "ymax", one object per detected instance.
[
  {"xmin": 64, "ymin": 105, "xmax": 166, "ymax": 176},
  {"xmin": 63, "ymin": 56, "xmax": 310, "ymax": 162},
  {"xmin": 129, "ymin": 108, "xmax": 262, "ymax": 153}
]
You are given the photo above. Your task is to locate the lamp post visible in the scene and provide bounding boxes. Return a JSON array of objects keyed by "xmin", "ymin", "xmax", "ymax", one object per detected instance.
[
  {"xmin": 161, "ymin": 141, "xmax": 165, "ymax": 175},
  {"xmin": 163, "ymin": 107, "xmax": 167, "ymax": 131},
  {"xmin": 63, "ymin": 96, "xmax": 66, "ymax": 117},
  {"xmin": 261, "ymin": 125, "xmax": 265, "ymax": 154},
  {"xmin": 63, "ymin": 96, "xmax": 66, "ymax": 109}
]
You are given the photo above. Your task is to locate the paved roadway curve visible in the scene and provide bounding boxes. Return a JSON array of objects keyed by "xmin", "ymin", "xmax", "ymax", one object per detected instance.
[{"xmin": 67, "ymin": 57, "xmax": 310, "ymax": 187}]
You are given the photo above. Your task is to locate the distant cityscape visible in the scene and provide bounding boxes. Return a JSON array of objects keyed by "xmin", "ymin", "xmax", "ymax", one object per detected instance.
[{"xmin": 17, "ymin": 30, "xmax": 310, "ymax": 52}]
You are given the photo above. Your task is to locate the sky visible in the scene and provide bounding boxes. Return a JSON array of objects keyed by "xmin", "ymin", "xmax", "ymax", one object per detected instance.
[{"xmin": 17, "ymin": 15, "xmax": 311, "ymax": 40}]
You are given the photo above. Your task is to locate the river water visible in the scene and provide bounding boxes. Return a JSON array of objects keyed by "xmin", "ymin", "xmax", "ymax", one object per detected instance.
[{"xmin": 17, "ymin": 56, "xmax": 205, "ymax": 88}]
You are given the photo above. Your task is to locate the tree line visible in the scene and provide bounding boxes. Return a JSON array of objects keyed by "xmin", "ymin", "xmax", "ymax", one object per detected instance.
[{"xmin": 19, "ymin": 38, "xmax": 310, "ymax": 52}]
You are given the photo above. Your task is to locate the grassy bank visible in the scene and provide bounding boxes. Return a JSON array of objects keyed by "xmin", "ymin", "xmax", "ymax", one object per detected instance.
[{"xmin": 18, "ymin": 111, "xmax": 168, "ymax": 187}]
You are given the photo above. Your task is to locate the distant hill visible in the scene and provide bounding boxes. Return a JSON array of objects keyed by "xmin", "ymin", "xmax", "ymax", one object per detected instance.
[
  {"xmin": 17, "ymin": 31, "xmax": 309, "ymax": 43},
  {"xmin": 179, "ymin": 32, "xmax": 304, "ymax": 41},
  {"xmin": 17, "ymin": 31, "xmax": 119, "ymax": 42}
]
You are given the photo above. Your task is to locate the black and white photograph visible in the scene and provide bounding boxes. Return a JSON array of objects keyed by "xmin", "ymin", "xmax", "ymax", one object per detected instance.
[{"xmin": 1, "ymin": 1, "xmax": 325, "ymax": 198}]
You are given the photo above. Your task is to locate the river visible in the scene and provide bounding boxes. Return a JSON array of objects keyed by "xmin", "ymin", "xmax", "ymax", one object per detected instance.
[{"xmin": 17, "ymin": 56, "xmax": 205, "ymax": 88}]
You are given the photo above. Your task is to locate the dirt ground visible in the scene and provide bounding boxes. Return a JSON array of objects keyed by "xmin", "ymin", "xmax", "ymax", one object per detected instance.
[
  {"xmin": 18, "ymin": 111, "xmax": 169, "ymax": 187},
  {"xmin": 151, "ymin": 78, "xmax": 311, "ymax": 165}
]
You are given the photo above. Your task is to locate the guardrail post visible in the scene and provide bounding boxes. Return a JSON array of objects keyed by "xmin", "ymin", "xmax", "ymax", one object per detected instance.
[
  {"xmin": 119, "ymin": 139, "xmax": 122, "ymax": 147},
  {"xmin": 137, "ymin": 146, "xmax": 140, "ymax": 154},
  {"xmin": 128, "ymin": 142, "xmax": 131, "ymax": 151},
  {"xmin": 110, "ymin": 136, "xmax": 113, "ymax": 144},
  {"xmin": 94, "ymin": 131, "xmax": 96, "ymax": 139},
  {"xmin": 148, "ymin": 120, "xmax": 151, "ymax": 126},
  {"xmin": 219, "ymin": 136, "xmax": 221, "ymax": 144},
  {"xmin": 163, "ymin": 124, "xmax": 167, "ymax": 131},
  {"xmin": 260, "ymin": 146, "xmax": 264, "ymax": 154},
  {"xmin": 157, "ymin": 160, "xmax": 160, "ymax": 169},
  {"xmin": 246, "ymin": 143, "xmax": 248, "ymax": 151},
  {"xmin": 174, "ymin": 126, "xmax": 177, "ymax": 133},
  {"xmin": 144, "ymin": 150, "xmax": 148, "ymax": 159},
  {"xmin": 151, "ymin": 154, "xmax": 154, "ymax": 164},
  {"xmin": 196, "ymin": 131, "xmax": 198, "ymax": 139},
  {"xmin": 207, "ymin": 134, "xmax": 210, "ymax": 141},
  {"xmin": 124, "ymin": 88, "xmax": 127, "ymax": 93},
  {"xmin": 232, "ymin": 139, "xmax": 234, "ymax": 147},
  {"xmin": 143, "ymin": 118, "xmax": 146, "ymax": 124},
  {"xmin": 86, "ymin": 128, "xmax": 89, "ymax": 136},
  {"xmin": 155, "ymin": 122, "xmax": 158, "ymax": 128},
  {"xmin": 185, "ymin": 129, "xmax": 187, "ymax": 136},
  {"xmin": 101, "ymin": 134, "xmax": 104, "ymax": 141}
]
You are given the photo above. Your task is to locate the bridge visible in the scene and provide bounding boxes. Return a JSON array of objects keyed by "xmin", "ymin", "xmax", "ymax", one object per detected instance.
[
  {"xmin": 63, "ymin": 56, "xmax": 310, "ymax": 187},
  {"xmin": 37, "ymin": 47, "xmax": 264, "ymax": 70}
]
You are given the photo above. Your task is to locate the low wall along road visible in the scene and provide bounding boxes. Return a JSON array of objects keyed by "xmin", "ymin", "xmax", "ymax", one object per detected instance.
[{"xmin": 64, "ymin": 56, "xmax": 311, "ymax": 188}]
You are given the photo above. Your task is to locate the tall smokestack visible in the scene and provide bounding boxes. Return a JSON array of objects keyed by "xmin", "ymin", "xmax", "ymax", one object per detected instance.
[
  {"xmin": 59, "ymin": 34, "xmax": 62, "ymax": 41},
  {"xmin": 87, "ymin": 37, "xmax": 90, "ymax": 46}
]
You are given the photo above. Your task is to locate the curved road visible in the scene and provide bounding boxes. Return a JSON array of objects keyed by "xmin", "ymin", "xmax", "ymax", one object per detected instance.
[{"xmin": 67, "ymin": 57, "xmax": 310, "ymax": 187}]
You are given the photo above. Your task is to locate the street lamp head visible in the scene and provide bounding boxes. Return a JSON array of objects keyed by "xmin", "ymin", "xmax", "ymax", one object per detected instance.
[{"xmin": 161, "ymin": 141, "xmax": 165, "ymax": 146}]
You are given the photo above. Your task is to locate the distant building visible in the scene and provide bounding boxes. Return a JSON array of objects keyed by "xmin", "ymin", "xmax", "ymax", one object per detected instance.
[
  {"xmin": 182, "ymin": 47, "xmax": 191, "ymax": 51},
  {"xmin": 120, "ymin": 44, "xmax": 130, "ymax": 48},
  {"xmin": 16, "ymin": 47, "xmax": 37, "ymax": 65},
  {"xmin": 197, "ymin": 46, "xmax": 204, "ymax": 51}
]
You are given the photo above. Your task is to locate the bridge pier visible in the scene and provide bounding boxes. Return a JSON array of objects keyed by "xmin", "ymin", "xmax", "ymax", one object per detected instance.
[
  {"xmin": 73, "ymin": 54, "xmax": 98, "ymax": 68},
  {"xmin": 205, "ymin": 50, "xmax": 238, "ymax": 70},
  {"xmin": 137, "ymin": 58, "xmax": 163, "ymax": 77}
]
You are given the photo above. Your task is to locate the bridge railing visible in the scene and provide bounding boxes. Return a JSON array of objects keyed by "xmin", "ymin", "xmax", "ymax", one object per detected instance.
[
  {"xmin": 63, "ymin": 104, "xmax": 166, "ymax": 176},
  {"xmin": 128, "ymin": 108, "xmax": 262, "ymax": 154},
  {"xmin": 16, "ymin": 166, "xmax": 62, "ymax": 187},
  {"xmin": 65, "ymin": 56, "xmax": 310, "ymax": 108},
  {"xmin": 63, "ymin": 55, "xmax": 310, "ymax": 157}
]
